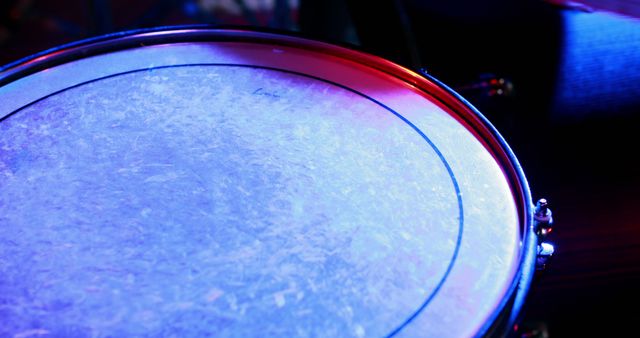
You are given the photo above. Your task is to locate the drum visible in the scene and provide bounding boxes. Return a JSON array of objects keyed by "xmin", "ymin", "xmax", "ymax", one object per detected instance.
[{"xmin": 0, "ymin": 28, "xmax": 536, "ymax": 337}]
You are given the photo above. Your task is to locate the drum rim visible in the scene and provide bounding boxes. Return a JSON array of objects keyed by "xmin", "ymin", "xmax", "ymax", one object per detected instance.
[{"xmin": 0, "ymin": 25, "xmax": 536, "ymax": 337}]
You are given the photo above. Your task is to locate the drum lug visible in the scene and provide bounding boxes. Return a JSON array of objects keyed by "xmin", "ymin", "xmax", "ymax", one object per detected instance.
[
  {"xmin": 534, "ymin": 198, "xmax": 553, "ymax": 239},
  {"xmin": 536, "ymin": 242, "xmax": 555, "ymax": 271},
  {"xmin": 453, "ymin": 73, "xmax": 514, "ymax": 98},
  {"xmin": 534, "ymin": 198, "xmax": 555, "ymax": 270}
]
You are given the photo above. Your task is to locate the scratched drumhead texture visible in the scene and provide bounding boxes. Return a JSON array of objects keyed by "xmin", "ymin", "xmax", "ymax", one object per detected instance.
[
  {"xmin": 0, "ymin": 65, "xmax": 460, "ymax": 337},
  {"xmin": 0, "ymin": 38, "xmax": 522, "ymax": 338}
]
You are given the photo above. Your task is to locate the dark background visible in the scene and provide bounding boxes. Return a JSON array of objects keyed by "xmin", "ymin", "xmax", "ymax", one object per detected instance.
[{"xmin": 2, "ymin": 1, "xmax": 639, "ymax": 336}]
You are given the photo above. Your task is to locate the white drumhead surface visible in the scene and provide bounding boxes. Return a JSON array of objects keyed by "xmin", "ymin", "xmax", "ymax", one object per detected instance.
[{"xmin": 0, "ymin": 39, "xmax": 521, "ymax": 338}]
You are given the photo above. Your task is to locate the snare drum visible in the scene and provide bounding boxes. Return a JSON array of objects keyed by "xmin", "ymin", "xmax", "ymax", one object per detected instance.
[{"xmin": 0, "ymin": 28, "xmax": 536, "ymax": 337}]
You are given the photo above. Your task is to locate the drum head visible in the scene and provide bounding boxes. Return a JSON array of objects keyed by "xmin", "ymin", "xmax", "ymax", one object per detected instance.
[{"xmin": 0, "ymin": 29, "xmax": 532, "ymax": 337}]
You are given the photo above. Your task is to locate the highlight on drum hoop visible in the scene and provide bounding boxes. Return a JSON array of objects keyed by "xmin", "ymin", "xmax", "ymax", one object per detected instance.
[{"xmin": 0, "ymin": 28, "xmax": 552, "ymax": 338}]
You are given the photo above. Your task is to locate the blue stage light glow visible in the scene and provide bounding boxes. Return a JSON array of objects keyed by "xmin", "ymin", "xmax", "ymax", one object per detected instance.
[{"xmin": 553, "ymin": 9, "xmax": 640, "ymax": 119}]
